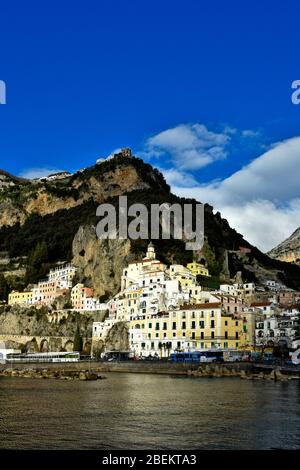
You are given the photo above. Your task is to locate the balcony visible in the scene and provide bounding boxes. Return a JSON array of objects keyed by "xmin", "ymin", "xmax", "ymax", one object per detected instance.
[{"xmin": 194, "ymin": 336, "xmax": 239, "ymax": 341}]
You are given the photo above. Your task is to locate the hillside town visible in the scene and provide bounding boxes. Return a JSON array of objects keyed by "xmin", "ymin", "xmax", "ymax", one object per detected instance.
[{"xmin": 4, "ymin": 242, "xmax": 300, "ymax": 363}]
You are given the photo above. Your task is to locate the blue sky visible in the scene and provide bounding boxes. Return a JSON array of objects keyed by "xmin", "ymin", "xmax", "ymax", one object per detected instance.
[{"xmin": 1, "ymin": 0, "xmax": 300, "ymax": 250}]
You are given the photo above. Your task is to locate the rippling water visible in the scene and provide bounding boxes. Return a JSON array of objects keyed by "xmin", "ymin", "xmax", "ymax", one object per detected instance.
[{"xmin": 0, "ymin": 373, "xmax": 300, "ymax": 449}]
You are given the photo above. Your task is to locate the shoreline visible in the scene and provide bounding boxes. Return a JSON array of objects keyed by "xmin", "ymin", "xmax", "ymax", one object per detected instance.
[{"xmin": 1, "ymin": 361, "xmax": 299, "ymax": 381}]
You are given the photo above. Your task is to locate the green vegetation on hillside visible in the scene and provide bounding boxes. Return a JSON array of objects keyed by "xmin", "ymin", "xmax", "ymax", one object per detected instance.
[
  {"xmin": 0, "ymin": 273, "xmax": 9, "ymax": 301},
  {"xmin": 25, "ymin": 241, "xmax": 50, "ymax": 284}
]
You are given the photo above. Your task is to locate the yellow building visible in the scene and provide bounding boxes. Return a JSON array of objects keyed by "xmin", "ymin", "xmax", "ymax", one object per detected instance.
[
  {"xmin": 169, "ymin": 264, "xmax": 196, "ymax": 290},
  {"xmin": 129, "ymin": 302, "xmax": 246, "ymax": 356},
  {"xmin": 238, "ymin": 310, "xmax": 258, "ymax": 348},
  {"xmin": 187, "ymin": 262, "xmax": 210, "ymax": 277},
  {"xmin": 221, "ymin": 314, "xmax": 246, "ymax": 349},
  {"xmin": 125, "ymin": 287, "xmax": 142, "ymax": 318},
  {"xmin": 8, "ymin": 290, "xmax": 33, "ymax": 306}
]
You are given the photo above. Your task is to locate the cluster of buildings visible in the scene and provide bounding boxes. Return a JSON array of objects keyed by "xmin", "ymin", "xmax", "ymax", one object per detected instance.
[
  {"xmin": 6, "ymin": 242, "xmax": 300, "ymax": 359},
  {"xmin": 92, "ymin": 243, "xmax": 300, "ymax": 358},
  {"xmin": 8, "ymin": 264, "xmax": 106, "ymax": 311}
]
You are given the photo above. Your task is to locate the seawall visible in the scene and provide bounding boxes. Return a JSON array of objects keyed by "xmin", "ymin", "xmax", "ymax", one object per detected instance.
[{"xmin": 1, "ymin": 361, "xmax": 299, "ymax": 380}]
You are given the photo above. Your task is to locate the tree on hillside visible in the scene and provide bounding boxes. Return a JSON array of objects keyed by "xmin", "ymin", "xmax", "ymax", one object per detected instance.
[
  {"xmin": 0, "ymin": 273, "xmax": 9, "ymax": 302},
  {"xmin": 25, "ymin": 241, "xmax": 49, "ymax": 284},
  {"xmin": 202, "ymin": 240, "xmax": 222, "ymax": 276},
  {"xmin": 73, "ymin": 325, "xmax": 83, "ymax": 353}
]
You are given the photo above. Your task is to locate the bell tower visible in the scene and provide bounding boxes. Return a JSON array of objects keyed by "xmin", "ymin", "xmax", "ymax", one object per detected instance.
[{"xmin": 145, "ymin": 242, "xmax": 156, "ymax": 260}]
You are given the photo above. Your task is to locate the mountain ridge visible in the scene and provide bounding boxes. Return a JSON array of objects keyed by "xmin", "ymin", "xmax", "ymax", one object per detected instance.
[{"xmin": 1, "ymin": 150, "xmax": 300, "ymax": 294}]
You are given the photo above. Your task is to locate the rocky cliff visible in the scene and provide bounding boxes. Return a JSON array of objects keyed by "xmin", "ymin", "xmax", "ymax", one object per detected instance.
[{"xmin": 268, "ymin": 227, "xmax": 300, "ymax": 266}]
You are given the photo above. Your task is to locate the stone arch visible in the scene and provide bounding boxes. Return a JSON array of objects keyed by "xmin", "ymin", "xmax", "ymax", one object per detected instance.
[
  {"xmin": 40, "ymin": 339, "xmax": 49, "ymax": 352},
  {"xmin": 25, "ymin": 338, "xmax": 39, "ymax": 353},
  {"xmin": 64, "ymin": 340, "xmax": 74, "ymax": 352},
  {"xmin": 82, "ymin": 340, "xmax": 91, "ymax": 355}
]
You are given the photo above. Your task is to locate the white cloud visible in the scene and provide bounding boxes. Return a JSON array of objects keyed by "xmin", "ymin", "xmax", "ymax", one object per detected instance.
[
  {"xmin": 143, "ymin": 123, "xmax": 230, "ymax": 170},
  {"xmin": 159, "ymin": 168, "xmax": 198, "ymax": 187},
  {"xmin": 19, "ymin": 167, "xmax": 66, "ymax": 179},
  {"xmin": 219, "ymin": 199, "xmax": 300, "ymax": 252},
  {"xmin": 241, "ymin": 129, "xmax": 261, "ymax": 138},
  {"xmin": 169, "ymin": 136, "xmax": 300, "ymax": 252}
]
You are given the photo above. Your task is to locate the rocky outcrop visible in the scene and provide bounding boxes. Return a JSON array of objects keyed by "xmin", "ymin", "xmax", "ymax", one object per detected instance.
[
  {"xmin": 72, "ymin": 225, "xmax": 133, "ymax": 297},
  {"xmin": 187, "ymin": 364, "xmax": 299, "ymax": 381},
  {"xmin": 0, "ymin": 154, "xmax": 167, "ymax": 228},
  {"xmin": 268, "ymin": 227, "xmax": 300, "ymax": 266},
  {"xmin": 104, "ymin": 321, "xmax": 129, "ymax": 352},
  {"xmin": 0, "ymin": 367, "xmax": 104, "ymax": 381}
]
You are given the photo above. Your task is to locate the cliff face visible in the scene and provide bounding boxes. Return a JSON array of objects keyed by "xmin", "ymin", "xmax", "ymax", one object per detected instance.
[
  {"xmin": 1, "ymin": 151, "xmax": 300, "ymax": 292},
  {"xmin": 268, "ymin": 227, "xmax": 300, "ymax": 265},
  {"xmin": 72, "ymin": 225, "xmax": 133, "ymax": 298},
  {"xmin": 92, "ymin": 321, "xmax": 129, "ymax": 356},
  {"xmin": 0, "ymin": 155, "xmax": 163, "ymax": 228}
]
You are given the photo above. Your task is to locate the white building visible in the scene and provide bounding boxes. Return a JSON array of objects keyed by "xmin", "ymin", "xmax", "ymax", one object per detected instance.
[
  {"xmin": 255, "ymin": 315, "xmax": 298, "ymax": 348},
  {"xmin": 121, "ymin": 243, "xmax": 167, "ymax": 290},
  {"xmin": 48, "ymin": 264, "xmax": 77, "ymax": 288}
]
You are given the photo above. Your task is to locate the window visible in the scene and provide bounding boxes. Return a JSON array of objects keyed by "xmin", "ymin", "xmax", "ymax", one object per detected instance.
[
  {"xmin": 191, "ymin": 321, "xmax": 196, "ymax": 329},
  {"xmin": 211, "ymin": 320, "xmax": 215, "ymax": 328},
  {"xmin": 200, "ymin": 332, "xmax": 204, "ymax": 339},
  {"xmin": 225, "ymin": 331, "xmax": 228, "ymax": 339},
  {"xmin": 211, "ymin": 331, "xmax": 215, "ymax": 339},
  {"xmin": 225, "ymin": 320, "xmax": 228, "ymax": 326},
  {"xmin": 224, "ymin": 342, "xmax": 228, "ymax": 348},
  {"xmin": 172, "ymin": 322, "xmax": 176, "ymax": 330},
  {"xmin": 192, "ymin": 332, "xmax": 195, "ymax": 339},
  {"xmin": 235, "ymin": 332, "xmax": 239, "ymax": 339},
  {"xmin": 199, "ymin": 321, "xmax": 204, "ymax": 329},
  {"xmin": 155, "ymin": 323, "xmax": 159, "ymax": 330},
  {"xmin": 182, "ymin": 322, "xmax": 186, "ymax": 330}
]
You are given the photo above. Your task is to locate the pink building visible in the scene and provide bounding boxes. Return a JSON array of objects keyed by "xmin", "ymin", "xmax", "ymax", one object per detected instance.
[
  {"xmin": 71, "ymin": 283, "xmax": 94, "ymax": 310},
  {"xmin": 215, "ymin": 294, "xmax": 245, "ymax": 314},
  {"xmin": 33, "ymin": 280, "xmax": 68, "ymax": 306}
]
